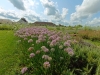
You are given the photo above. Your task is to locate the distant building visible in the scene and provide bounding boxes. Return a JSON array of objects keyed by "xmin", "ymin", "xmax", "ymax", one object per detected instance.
[
  {"xmin": 33, "ymin": 22, "xmax": 56, "ymax": 26},
  {"xmin": 0, "ymin": 19, "xmax": 13, "ymax": 24},
  {"xmin": 17, "ymin": 18, "xmax": 28, "ymax": 24}
]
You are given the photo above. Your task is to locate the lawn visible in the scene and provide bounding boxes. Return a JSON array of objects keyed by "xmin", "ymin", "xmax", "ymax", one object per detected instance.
[{"xmin": 0, "ymin": 30, "xmax": 20, "ymax": 75}]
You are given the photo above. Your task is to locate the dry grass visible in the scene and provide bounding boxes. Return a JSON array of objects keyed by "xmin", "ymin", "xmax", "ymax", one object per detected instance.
[{"xmin": 78, "ymin": 30, "xmax": 100, "ymax": 41}]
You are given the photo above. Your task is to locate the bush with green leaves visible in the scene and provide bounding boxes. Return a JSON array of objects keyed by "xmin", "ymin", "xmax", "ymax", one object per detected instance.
[
  {"xmin": 15, "ymin": 27, "xmax": 100, "ymax": 75},
  {"xmin": 0, "ymin": 24, "xmax": 14, "ymax": 30}
]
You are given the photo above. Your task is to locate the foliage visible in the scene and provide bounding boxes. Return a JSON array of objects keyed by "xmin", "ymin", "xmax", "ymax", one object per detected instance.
[
  {"xmin": 0, "ymin": 24, "xmax": 14, "ymax": 30},
  {"xmin": 15, "ymin": 27, "xmax": 100, "ymax": 75},
  {"xmin": 78, "ymin": 30, "xmax": 100, "ymax": 41}
]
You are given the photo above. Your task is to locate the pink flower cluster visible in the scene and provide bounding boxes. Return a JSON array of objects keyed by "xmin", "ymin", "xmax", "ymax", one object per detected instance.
[
  {"xmin": 59, "ymin": 45, "xmax": 63, "ymax": 49},
  {"xmin": 15, "ymin": 27, "xmax": 73, "ymax": 48},
  {"xmin": 42, "ymin": 55, "xmax": 52, "ymax": 61},
  {"xmin": 43, "ymin": 61, "xmax": 50, "ymax": 69},
  {"xmin": 28, "ymin": 47, "xmax": 34, "ymax": 51},
  {"xmin": 28, "ymin": 39, "xmax": 33, "ymax": 43},
  {"xmin": 64, "ymin": 47, "xmax": 74, "ymax": 56},
  {"xmin": 36, "ymin": 50, "xmax": 40, "ymax": 54},
  {"xmin": 21, "ymin": 67, "xmax": 28, "ymax": 74},
  {"xmin": 15, "ymin": 27, "xmax": 48, "ymax": 39},
  {"xmin": 15, "ymin": 27, "xmax": 77, "ymax": 73},
  {"xmin": 50, "ymin": 48, "xmax": 55, "ymax": 52},
  {"xmin": 29, "ymin": 53, "xmax": 35, "ymax": 58},
  {"xmin": 64, "ymin": 40, "xmax": 72, "ymax": 47},
  {"xmin": 41, "ymin": 46, "xmax": 49, "ymax": 52}
]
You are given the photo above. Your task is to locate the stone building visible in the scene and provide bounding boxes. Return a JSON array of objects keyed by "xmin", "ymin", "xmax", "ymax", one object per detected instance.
[{"xmin": 33, "ymin": 22, "xmax": 56, "ymax": 26}]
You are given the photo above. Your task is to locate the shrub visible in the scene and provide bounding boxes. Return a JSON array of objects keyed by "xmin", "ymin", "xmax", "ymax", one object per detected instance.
[
  {"xmin": 78, "ymin": 30, "xmax": 100, "ymax": 41},
  {"xmin": 15, "ymin": 27, "xmax": 100, "ymax": 75},
  {"xmin": 0, "ymin": 24, "xmax": 13, "ymax": 30}
]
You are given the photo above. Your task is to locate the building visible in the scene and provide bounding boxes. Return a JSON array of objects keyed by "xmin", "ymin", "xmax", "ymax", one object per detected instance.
[{"xmin": 33, "ymin": 22, "xmax": 56, "ymax": 26}]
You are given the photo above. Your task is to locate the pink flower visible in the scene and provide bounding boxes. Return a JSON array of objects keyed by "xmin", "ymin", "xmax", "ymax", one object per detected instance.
[
  {"xmin": 68, "ymin": 51, "xmax": 74, "ymax": 56},
  {"xmin": 64, "ymin": 42, "xmax": 71, "ymax": 47},
  {"xmin": 67, "ymin": 35, "xmax": 70, "ymax": 39},
  {"xmin": 49, "ymin": 34, "xmax": 58, "ymax": 40},
  {"xmin": 41, "ymin": 46, "xmax": 46, "ymax": 50},
  {"xmin": 48, "ymin": 57, "xmax": 52, "ymax": 61},
  {"xmin": 41, "ymin": 46, "xmax": 49, "ymax": 52},
  {"xmin": 44, "ymin": 49, "xmax": 49, "ymax": 52},
  {"xmin": 42, "ymin": 55, "xmax": 49, "ymax": 60},
  {"xmin": 63, "ymin": 36, "xmax": 67, "ymax": 41},
  {"xmin": 21, "ymin": 67, "xmax": 28, "ymax": 74},
  {"xmin": 31, "ymin": 35, "xmax": 34, "ymax": 38},
  {"xmin": 66, "ymin": 47, "xmax": 73, "ymax": 52},
  {"xmin": 50, "ymin": 43, "xmax": 54, "ymax": 47},
  {"xmin": 64, "ymin": 47, "xmax": 74, "ymax": 56},
  {"xmin": 25, "ymin": 32, "xmax": 29, "ymax": 36},
  {"xmin": 47, "ymin": 41, "xmax": 50, "ymax": 44},
  {"xmin": 29, "ymin": 53, "xmax": 35, "ymax": 58},
  {"xmin": 56, "ymin": 37, "xmax": 61, "ymax": 41},
  {"xmin": 28, "ymin": 39, "xmax": 33, "ymax": 43},
  {"xmin": 36, "ymin": 50, "xmax": 40, "ymax": 54},
  {"xmin": 67, "ymin": 40, "xmax": 71, "ymax": 43},
  {"xmin": 49, "ymin": 36, "xmax": 54, "ymax": 40},
  {"xmin": 36, "ymin": 40, "xmax": 41, "ymax": 44},
  {"xmin": 28, "ymin": 47, "xmax": 34, "ymax": 51},
  {"xmin": 73, "ymin": 39, "xmax": 78, "ymax": 44},
  {"xmin": 59, "ymin": 45, "xmax": 63, "ymax": 49},
  {"xmin": 50, "ymin": 48, "xmax": 55, "ymax": 52},
  {"xmin": 38, "ymin": 35, "xmax": 43, "ymax": 38},
  {"xmin": 43, "ymin": 61, "xmax": 50, "ymax": 69},
  {"xmin": 51, "ymin": 40, "xmax": 57, "ymax": 45},
  {"xmin": 24, "ymin": 38, "xmax": 27, "ymax": 40}
]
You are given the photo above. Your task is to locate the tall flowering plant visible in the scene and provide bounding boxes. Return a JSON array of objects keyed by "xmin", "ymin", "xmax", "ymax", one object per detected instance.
[{"xmin": 16, "ymin": 27, "xmax": 95, "ymax": 75}]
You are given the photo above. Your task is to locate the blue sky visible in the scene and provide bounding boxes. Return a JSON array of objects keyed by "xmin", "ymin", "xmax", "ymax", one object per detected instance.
[{"xmin": 0, "ymin": 0, "xmax": 100, "ymax": 26}]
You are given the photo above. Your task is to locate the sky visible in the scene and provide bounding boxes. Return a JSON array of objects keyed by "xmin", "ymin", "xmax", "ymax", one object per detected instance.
[{"xmin": 0, "ymin": 0, "xmax": 100, "ymax": 26}]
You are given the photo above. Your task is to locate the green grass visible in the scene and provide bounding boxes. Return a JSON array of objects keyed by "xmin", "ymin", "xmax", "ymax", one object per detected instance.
[
  {"xmin": 0, "ymin": 30, "xmax": 20, "ymax": 75},
  {"xmin": 84, "ymin": 39, "xmax": 100, "ymax": 48}
]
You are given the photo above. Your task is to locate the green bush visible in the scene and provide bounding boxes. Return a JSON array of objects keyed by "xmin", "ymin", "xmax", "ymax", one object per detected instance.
[
  {"xmin": 0, "ymin": 24, "xmax": 14, "ymax": 30},
  {"xmin": 16, "ymin": 27, "xmax": 100, "ymax": 75}
]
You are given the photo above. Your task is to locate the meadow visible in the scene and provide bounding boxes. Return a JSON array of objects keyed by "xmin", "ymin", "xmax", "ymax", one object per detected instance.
[
  {"xmin": 0, "ymin": 30, "xmax": 20, "ymax": 75},
  {"xmin": 0, "ymin": 24, "xmax": 100, "ymax": 75}
]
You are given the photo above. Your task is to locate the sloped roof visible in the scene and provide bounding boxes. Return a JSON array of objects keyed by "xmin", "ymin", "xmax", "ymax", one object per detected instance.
[{"xmin": 18, "ymin": 18, "xmax": 28, "ymax": 23}]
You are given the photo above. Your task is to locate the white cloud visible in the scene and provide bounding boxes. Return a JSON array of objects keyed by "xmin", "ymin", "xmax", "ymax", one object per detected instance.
[
  {"xmin": 40, "ymin": 0, "xmax": 58, "ymax": 15},
  {"xmin": 87, "ymin": 17, "xmax": 100, "ymax": 26},
  {"xmin": 23, "ymin": 0, "xmax": 39, "ymax": 10},
  {"xmin": 40, "ymin": 0, "xmax": 68, "ymax": 19},
  {"xmin": 77, "ymin": 0, "xmax": 100, "ymax": 13},
  {"xmin": 0, "ymin": 0, "xmax": 42, "ymax": 22},
  {"xmin": 0, "ymin": 7, "xmax": 42, "ymax": 22},
  {"xmin": 70, "ymin": 0, "xmax": 100, "ymax": 24},
  {"xmin": 62, "ymin": 8, "xmax": 68, "ymax": 19},
  {"xmin": 0, "ymin": 7, "xmax": 19, "ymax": 20},
  {"xmin": 0, "ymin": 0, "xmax": 69, "ymax": 25},
  {"xmin": 0, "ymin": 7, "xmax": 3, "ymax": 12},
  {"xmin": 40, "ymin": 0, "xmax": 69, "ymax": 25},
  {"xmin": 22, "ymin": 10, "xmax": 41, "ymax": 22}
]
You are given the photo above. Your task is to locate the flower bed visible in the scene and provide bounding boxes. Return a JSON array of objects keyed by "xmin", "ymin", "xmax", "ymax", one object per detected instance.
[{"xmin": 15, "ymin": 27, "xmax": 99, "ymax": 75}]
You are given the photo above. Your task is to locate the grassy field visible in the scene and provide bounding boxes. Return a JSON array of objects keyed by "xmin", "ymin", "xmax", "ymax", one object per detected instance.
[
  {"xmin": 0, "ymin": 25, "xmax": 100, "ymax": 75},
  {"xmin": 0, "ymin": 30, "xmax": 20, "ymax": 75}
]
